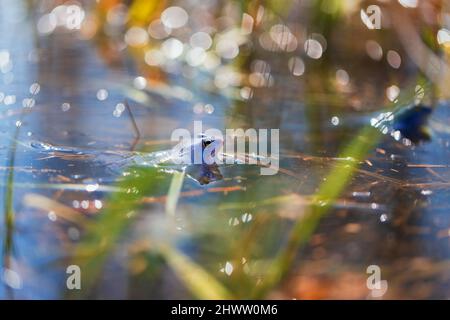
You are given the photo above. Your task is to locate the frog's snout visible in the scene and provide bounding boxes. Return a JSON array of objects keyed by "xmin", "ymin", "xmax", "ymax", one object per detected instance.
[
  {"xmin": 201, "ymin": 136, "xmax": 223, "ymax": 148},
  {"xmin": 201, "ymin": 136, "xmax": 223, "ymax": 165}
]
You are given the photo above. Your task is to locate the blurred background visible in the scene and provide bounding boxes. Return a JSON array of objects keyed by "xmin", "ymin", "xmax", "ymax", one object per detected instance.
[{"xmin": 0, "ymin": 0, "xmax": 449, "ymax": 299}]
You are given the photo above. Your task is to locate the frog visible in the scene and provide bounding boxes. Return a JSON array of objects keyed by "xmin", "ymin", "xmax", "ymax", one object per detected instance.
[{"xmin": 29, "ymin": 134, "xmax": 225, "ymax": 185}]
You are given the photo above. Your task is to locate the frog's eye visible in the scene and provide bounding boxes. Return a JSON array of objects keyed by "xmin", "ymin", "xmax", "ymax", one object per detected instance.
[{"xmin": 202, "ymin": 139, "xmax": 213, "ymax": 147}]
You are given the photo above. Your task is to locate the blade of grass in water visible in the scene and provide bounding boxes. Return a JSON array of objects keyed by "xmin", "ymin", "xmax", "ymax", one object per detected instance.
[
  {"xmin": 23, "ymin": 193, "xmax": 91, "ymax": 226},
  {"xmin": 255, "ymin": 125, "xmax": 381, "ymax": 297},
  {"xmin": 1, "ymin": 91, "xmax": 36, "ymax": 297},
  {"xmin": 158, "ymin": 245, "xmax": 233, "ymax": 300},
  {"xmin": 3, "ymin": 143, "xmax": 15, "ymax": 280},
  {"xmin": 69, "ymin": 167, "xmax": 229, "ymax": 299},
  {"xmin": 2, "ymin": 141, "xmax": 16, "ymax": 299},
  {"xmin": 165, "ymin": 171, "xmax": 185, "ymax": 216},
  {"xmin": 253, "ymin": 79, "xmax": 431, "ymax": 298},
  {"xmin": 68, "ymin": 166, "xmax": 164, "ymax": 297}
]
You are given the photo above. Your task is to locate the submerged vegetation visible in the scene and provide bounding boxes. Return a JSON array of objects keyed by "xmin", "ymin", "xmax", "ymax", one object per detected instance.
[{"xmin": 0, "ymin": 0, "xmax": 449, "ymax": 299}]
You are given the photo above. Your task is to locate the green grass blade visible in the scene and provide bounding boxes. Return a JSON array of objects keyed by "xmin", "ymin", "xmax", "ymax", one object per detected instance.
[
  {"xmin": 165, "ymin": 171, "xmax": 185, "ymax": 216},
  {"xmin": 253, "ymin": 80, "xmax": 431, "ymax": 298},
  {"xmin": 159, "ymin": 245, "xmax": 234, "ymax": 300},
  {"xmin": 68, "ymin": 167, "xmax": 165, "ymax": 298}
]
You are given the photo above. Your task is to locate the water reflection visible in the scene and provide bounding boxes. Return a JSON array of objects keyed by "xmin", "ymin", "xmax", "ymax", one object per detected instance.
[{"xmin": 0, "ymin": 0, "xmax": 449, "ymax": 299}]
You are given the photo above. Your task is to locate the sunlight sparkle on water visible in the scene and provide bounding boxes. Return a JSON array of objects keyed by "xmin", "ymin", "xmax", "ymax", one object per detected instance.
[
  {"xmin": 398, "ymin": 0, "xmax": 418, "ymax": 8},
  {"xmin": 241, "ymin": 213, "xmax": 253, "ymax": 223},
  {"xmin": 113, "ymin": 103, "xmax": 126, "ymax": 117},
  {"xmin": 2, "ymin": 269, "xmax": 22, "ymax": 290},
  {"xmin": 331, "ymin": 116, "xmax": 340, "ymax": 126},
  {"xmin": 228, "ymin": 217, "xmax": 240, "ymax": 226},
  {"xmin": 81, "ymin": 200, "xmax": 89, "ymax": 209},
  {"xmin": 22, "ymin": 98, "xmax": 35, "ymax": 108},
  {"xmin": 223, "ymin": 262, "xmax": 234, "ymax": 276},
  {"xmin": 48, "ymin": 211, "xmax": 57, "ymax": 221},
  {"xmin": 86, "ymin": 183, "xmax": 99, "ymax": 192},
  {"xmin": 240, "ymin": 86, "xmax": 253, "ymax": 100},
  {"xmin": 94, "ymin": 200, "xmax": 103, "ymax": 209},
  {"xmin": 148, "ymin": 19, "xmax": 171, "ymax": 39},
  {"xmin": 270, "ymin": 24, "xmax": 297, "ymax": 52},
  {"xmin": 30, "ymin": 83, "xmax": 40, "ymax": 94},
  {"xmin": 133, "ymin": 76, "xmax": 147, "ymax": 90},
  {"xmin": 204, "ymin": 104, "xmax": 214, "ymax": 114},
  {"xmin": 387, "ymin": 50, "xmax": 402, "ymax": 69},
  {"xmin": 61, "ymin": 102, "xmax": 71, "ymax": 112},
  {"xmin": 386, "ymin": 85, "xmax": 400, "ymax": 101},
  {"xmin": 437, "ymin": 29, "xmax": 450, "ymax": 46},
  {"xmin": 304, "ymin": 39, "xmax": 323, "ymax": 59},
  {"xmin": 190, "ymin": 32, "xmax": 212, "ymax": 50},
  {"xmin": 216, "ymin": 39, "xmax": 239, "ymax": 59},
  {"xmin": 161, "ymin": 7, "xmax": 188, "ymax": 29},
  {"xmin": 0, "ymin": 50, "xmax": 12, "ymax": 73},
  {"xmin": 37, "ymin": 14, "xmax": 57, "ymax": 35},
  {"xmin": 365, "ymin": 40, "xmax": 383, "ymax": 61},
  {"xmin": 125, "ymin": 27, "xmax": 149, "ymax": 47},
  {"xmin": 186, "ymin": 47, "xmax": 206, "ymax": 67},
  {"xmin": 96, "ymin": 89, "xmax": 108, "ymax": 101},
  {"xmin": 145, "ymin": 49, "xmax": 166, "ymax": 66},
  {"xmin": 336, "ymin": 69, "xmax": 349, "ymax": 86},
  {"xmin": 162, "ymin": 38, "xmax": 184, "ymax": 59},
  {"xmin": 288, "ymin": 57, "xmax": 305, "ymax": 76},
  {"xmin": 352, "ymin": 191, "xmax": 371, "ymax": 198}
]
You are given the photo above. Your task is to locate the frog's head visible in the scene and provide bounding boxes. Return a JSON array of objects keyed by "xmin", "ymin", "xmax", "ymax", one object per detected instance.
[
  {"xmin": 172, "ymin": 134, "xmax": 224, "ymax": 166},
  {"xmin": 178, "ymin": 134, "xmax": 223, "ymax": 165},
  {"xmin": 187, "ymin": 135, "xmax": 223, "ymax": 185},
  {"xmin": 198, "ymin": 134, "xmax": 223, "ymax": 162}
]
